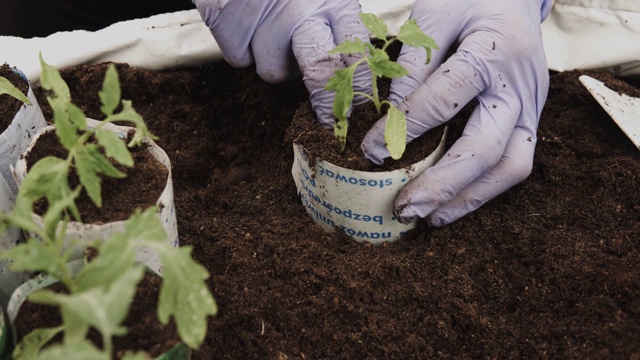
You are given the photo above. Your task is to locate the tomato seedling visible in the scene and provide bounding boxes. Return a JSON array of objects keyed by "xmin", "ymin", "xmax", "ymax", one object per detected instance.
[{"xmin": 326, "ymin": 13, "xmax": 438, "ymax": 160}]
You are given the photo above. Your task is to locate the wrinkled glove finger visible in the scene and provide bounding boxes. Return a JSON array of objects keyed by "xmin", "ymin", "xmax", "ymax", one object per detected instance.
[
  {"xmin": 426, "ymin": 126, "xmax": 537, "ymax": 226},
  {"xmin": 194, "ymin": 0, "xmax": 264, "ymax": 68},
  {"xmin": 251, "ymin": 2, "xmax": 328, "ymax": 83},
  {"xmin": 291, "ymin": 16, "xmax": 346, "ymax": 129},
  {"xmin": 324, "ymin": 0, "xmax": 372, "ymax": 105},
  {"xmin": 393, "ymin": 91, "xmax": 521, "ymax": 224},
  {"xmin": 388, "ymin": 2, "xmax": 463, "ymax": 105},
  {"xmin": 291, "ymin": 2, "xmax": 370, "ymax": 128}
]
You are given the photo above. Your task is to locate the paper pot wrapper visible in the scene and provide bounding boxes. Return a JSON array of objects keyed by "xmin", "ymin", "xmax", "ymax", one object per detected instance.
[
  {"xmin": 292, "ymin": 129, "xmax": 447, "ymax": 244},
  {"xmin": 0, "ymin": 174, "xmax": 30, "ymax": 311},
  {"xmin": 11, "ymin": 121, "xmax": 179, "ymax": 275},
  {"xmin": 0, "ymin": 68, "xmax": 47, "ymax": 195}
]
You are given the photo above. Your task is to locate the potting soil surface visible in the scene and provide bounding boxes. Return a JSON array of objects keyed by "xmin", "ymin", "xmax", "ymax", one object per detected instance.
[{"xmin": 34, "ymin": 62, "xmax": 640, "ymax": 359}]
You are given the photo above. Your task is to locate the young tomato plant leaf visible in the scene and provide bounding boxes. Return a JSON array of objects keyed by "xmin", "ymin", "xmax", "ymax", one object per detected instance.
[
  {"xmin": 75, "ymin": 207, "xmax": 165, "ymax": 292},
  {"xmin": 155, "ymin": 245, "xmax": 218, "ymax": 349},
  {"xmin": 326, "ymin": 13, "xmax": 438, "ymax": 160},
  {"xmin": 360, "ymin": 13, "xmax": 387, "ymax": 40},
  {"xmin": 94, "ymin": 129, "xmax": 134, "ymax": 167},
  {"xmin": 368, "ymin": 48, "xmax": 408, "ymax": 79},
  {"xmin": 396, "ymin": 19, "xmax": 439, "ymax": 63},
  {"xmin": 75, "ymin": 144, "xmax": 126, "ymax": 207},
  {"xmin": 39, "ymin": 52, "xmax": 71, "ymax": 104},
  {"xmin": 330, "ymin": 37, "xmax": 368, "ymax": 55},
  {"xmin": 0, "ymin": 76, "xmax": 31, "ymax": 105},
  {"xmin": 12, "ymin": 326, "xmax": 64, "ymax": 360},
  {"xmin": 34, "ymin": 341, "xmax": 109, "ymax": 360},
  {"xmin": 1, "ymin": 238, "xmax": 70, "ymax": 283},
  {"xmin": 385, "ymin": 106, "xmax": 408, "ymax": 160},
  {"xmin": 99, "ymin": 64, "xmax": 121, "ymax": 117}
]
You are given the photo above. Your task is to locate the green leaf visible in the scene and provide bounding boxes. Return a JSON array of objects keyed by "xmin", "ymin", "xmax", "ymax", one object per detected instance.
[
  {"xmin": 16, "ymin": 156, "xmax": 78, "ymax": 222},
  {"xmin": 67, "ymin": 103, "xmax": 88, "ymax": 131},
  {"xmin": 154, "ymin": 245, "xmax": 217, "ymax": 349},
  {"xmin": 0, "ymin": 239, "xmax": 69, "ymax": 282},
  {"xmin": 75, "ymin": 144, "xmax": 126, "ymax": 207},
  {"xmin": 30, "ymin": 267, "xmax": 145, "ymax": 344},
  {"xmin": 51, "ymin": 100, "xmax": 79, "ymax": 151},
  {"xmin": 360, "ymin": 13, "xmax": 387, "ymax": 40},
  {"xmin": 326, "ymin": 64, "xmax": 357, "ymax": 125},
  {"xmin": 34, "ymin": 340, "xmax": 109, "ymax": 360},
  {"xmin": 12, "ymin": 326, "xmax": 63, "ymax": 360},
  {"xmin": 121, "ymin": 352, "xmax": 153, "ymax": 360},
  {"xmin": 76, "ymin": 208, "xmax": 165, "ymax": 292},
  {"xmin": 106, "ymin": 100, "xmax": 157, "ymax": 145},
  {"xmin": 396, "ymin": 19, "xmax": 439, "ymax": 63},
  {"xmin": 367, "ymin": 48, "xmax": 408, "ymax": 79},
  {"xmin": 384, "ymin": 106, "xmax": 407, "ymax": 160},
  {"xmin": 95, "ymin": 128, "xmax": 134, "ymax": 167},
  {"xmin": 99, "ymin": 64, "xmax": 121, "ymax": 117},
  {"xmin": 0, "ymin": 76, "xmax": 32, "ymax": 105},
  {"xmin": 39, "ymin": 52, "xmax": 71, "ymax": 103},
  {"xmin": 330, "ymin": 38, "xmax": 367, "ymax": 55}
]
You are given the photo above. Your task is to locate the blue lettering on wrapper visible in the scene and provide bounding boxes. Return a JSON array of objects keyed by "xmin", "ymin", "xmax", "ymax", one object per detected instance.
[{"xmin": 317, "ymin": 165, "xmax": 394, "ymax": 189}]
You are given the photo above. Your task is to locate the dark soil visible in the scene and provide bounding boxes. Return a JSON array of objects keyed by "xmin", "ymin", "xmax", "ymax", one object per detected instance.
[
  {"xmin": 0, "ymin": 63, "xmax": 29, "ymax": 131},
  {"xmin": 13, "ymin": 272, "xmax": 180, "ymax": 358},
  {"xmin": 30, "ymin": 61, "xmax": 640, "ymax": 359}
]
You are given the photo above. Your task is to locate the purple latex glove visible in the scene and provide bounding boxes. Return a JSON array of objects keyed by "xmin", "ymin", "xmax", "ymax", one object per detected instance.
[
  {"xmin": 361, "ymin": 0, "xmax": 552, "ymax": 227},
  {"xmin": 192, "ymin": 0, "xmax": 371, "ymax": 128}
]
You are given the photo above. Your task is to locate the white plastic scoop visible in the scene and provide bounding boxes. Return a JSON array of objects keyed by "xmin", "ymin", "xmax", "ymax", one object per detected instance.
[{"xmin": 579, "ymin": 75, "xmax": 640, "ymax": 150}]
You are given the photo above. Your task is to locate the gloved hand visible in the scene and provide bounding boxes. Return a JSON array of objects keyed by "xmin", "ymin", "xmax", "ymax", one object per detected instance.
[
  {"xmin": 192, "ymin": 0, "xmax": 371, "ymax": 128},
  {"xmin": 361, "ymin": 0, "xmax": 552, "ymax": 227}
]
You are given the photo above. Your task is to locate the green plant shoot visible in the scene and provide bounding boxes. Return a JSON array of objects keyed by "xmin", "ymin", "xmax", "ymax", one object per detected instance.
[
  {"xmin": 0, "ymin": 55, "xmax": 217, "ymax": 359},
  {"xmin": 0, "ymin": 75, "xmax": 32, "ymax": 106},
  {"xmin": 326, "ymin": 13, "xmax": 438, "ymax": 160},
  {"xmin": 37, "ymin": 52, "xmax": 156, "ymax": 213},
  {"xmin": 2, "ymin": 207, "xmax": 218, "ymax": 359}
]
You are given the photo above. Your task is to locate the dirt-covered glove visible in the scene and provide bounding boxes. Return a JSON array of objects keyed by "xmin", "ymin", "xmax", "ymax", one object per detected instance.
[
  {"xmin": 361, "ymin": 0, "xmax": 552, "ymax": 227},
  {"xmin": 192, "ymin": 0, "xmax": 371, "ymax": 128}
]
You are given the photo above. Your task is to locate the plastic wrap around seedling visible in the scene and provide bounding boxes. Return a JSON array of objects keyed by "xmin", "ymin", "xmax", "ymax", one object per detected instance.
[
  {"xmin": 11, "ymin": 120, "xmax": 178, "ymax": 274},
  {"xmin": 292, "ymin": 128, "xmax": 447, "ymax": 244}
]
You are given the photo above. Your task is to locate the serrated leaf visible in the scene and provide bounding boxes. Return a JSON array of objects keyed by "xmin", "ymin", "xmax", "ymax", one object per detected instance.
[
  {"xmin": 0, "ymin": 76, "xmax": 32, "ymax": 105},
  {"xmin": 360, "ymin": 13, "xmax": 387, "ymax": 40},
  {"xmin": 31, "ymin": 267, "xmax": 145, "ymax": 342},
  {"xmin": 51, "ymin": 100, "xmax": 79, "ymax": 150},
  {"xmin": 0, "ymin": 239, "xmax": 68, "ymax": 279},
  {"xmin": 107, "ymin": 101, "xmax": 157, "ymax": 145},
  {"xmin": 99, "ymin": 64, "xmax": 121, "ymax": 117},
  {"xmin": 385, "ymin": 106, "xmax": 407, "ymax": 160},
  {"xmin": 330, "ymin": 38, "xmax": 367, "ymax": 55},
  {"xmin": 35, "ymin": 339, "xmax": 109, "ymax": 360},
  {"xmin": 42, "ymin": 187, "xmax": 81, "ymax": 237},
  {"xmin": 67, "ymin": 103, "xmax": 88, "ymax": 131},
  {"xmin": 39, "ymin": 53, "xmax": 70, "ymax": 103},
  {"xmin": 326, "ymin": 64, "xmax": 357, "ymax": 126},
  {"xmin": 95, "ymin": 128, "xmax": 134, "ymax": 167},
  {"xmin": 75, "ymin": 144, "xmax": 126, "ymax": 207},
  {"xmin": 367, "ymin": 48, "xmax": 408, "ymax": 79},
  {"xmin": 76, "ymin": 208, "xmax": 165, "ymax": 291},
  {"xmin": 12, "ymin": 326, "xmax": 63, "ymax": 360},
  {"xmin": 154, "ymin": 245, "xmax": 217, "ymax": 349},
  {"xmin": 17, "ymin": 157, "xmax": 76, "ymax": 221},
  {"xmin": 396, "ymin": 19, "xmax": 439, "ymax": 63}
]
